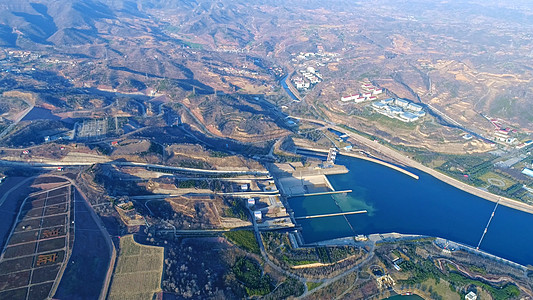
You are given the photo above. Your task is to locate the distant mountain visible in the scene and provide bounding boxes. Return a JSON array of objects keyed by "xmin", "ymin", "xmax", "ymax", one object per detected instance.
[
  {"xmin": 0, "ymin": 0, "xmax": 156, "ymax": 47},
  {"xmin": 0, "ymin": 0, "xmax": 350, "ymax": 48}
]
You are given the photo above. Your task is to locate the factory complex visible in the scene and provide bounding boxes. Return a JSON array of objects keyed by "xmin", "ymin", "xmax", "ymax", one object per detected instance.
[{"xmin": 371, "ymin": 98, "xmax": 426, "ymax": 122}]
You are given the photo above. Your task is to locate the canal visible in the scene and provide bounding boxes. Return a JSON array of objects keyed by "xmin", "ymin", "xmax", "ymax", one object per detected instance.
[
  {"xmin": 280, "ymin": 74, "xmax": 300, "ymax": 101},
  {"xmin": 289, "ymin": 155, "xmax": 533, "ymax": 266}
]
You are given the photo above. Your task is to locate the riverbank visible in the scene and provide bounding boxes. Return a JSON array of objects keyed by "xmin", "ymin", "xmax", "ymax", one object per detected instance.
[
  {"xmin": 295, "ymin": 147, "xmax": 419, "ymax": 180},
  {"xmin": 341, "ymin": 152, "xmax": 419, "ymax": 180},
  {"xmin": 333, "ymin": 125, "xmax": 533, "ymax": 215},
  {"xmin": 311, "ymin": 232, "xmax": 529, "ymax": 270},
  {"xmin": 295, "ymin": 121, "xmax": 533, "ymax": 215}
]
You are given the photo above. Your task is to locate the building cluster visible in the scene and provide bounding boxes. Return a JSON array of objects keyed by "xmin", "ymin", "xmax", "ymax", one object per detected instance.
[
  {"xmin": 292, "ymin": 66, "xmax": 323, "ymax": 90},
  {"xmin": 371, "ymin": 98, "xmax": 426, "ymax": 122},
  {"xmin": 293, "ymin": 50, "xmax": 339, "ymax": 62},
  {"xmin": 7, "ymin": 50, "xmax": 40, "ymax": 59},
  {"xmin": 517, "ymin": 140, "xmax": 533, "ymax": 149},
  {"xmin": 340, "ymin": 82, "xmax": 383, "ymax": 103},
  {"xmin": 484, "ymin": 115, "xmax": 531, "ymax": 147}
]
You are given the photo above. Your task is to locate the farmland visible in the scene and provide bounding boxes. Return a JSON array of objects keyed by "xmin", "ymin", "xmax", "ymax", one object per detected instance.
[{"xmin": 108, "ymin": 235, "xmax": 164, "ymax": 300}]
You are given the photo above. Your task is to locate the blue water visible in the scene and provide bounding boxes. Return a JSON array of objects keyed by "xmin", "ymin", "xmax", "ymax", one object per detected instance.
[
  {"xmin": 289, "ymin": 156, "xmax": 533, "ymax": 266},
  {"xmin": 21, "ymin": 107, "xmax": 60, "ymax": 121},
  {"xmin": 280, "ymin": 75, "xmax": 300, "ymax": 101},
  {"xmin": 54, "ymin": 191, "xmax": 111, "ymax": 299}
]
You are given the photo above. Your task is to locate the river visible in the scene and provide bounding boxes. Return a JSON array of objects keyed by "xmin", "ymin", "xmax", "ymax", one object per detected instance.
[{"xmin": 288, "ymin": 156, "xmax": 533, "ymax": 266}]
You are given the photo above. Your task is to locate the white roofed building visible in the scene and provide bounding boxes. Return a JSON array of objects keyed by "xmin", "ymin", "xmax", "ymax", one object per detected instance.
[
  {"xmin": 341, "ymin": 95, "xmax": 355, "ymax": 102},
  {"xmin": 395, "ymin": 98, "xmax": 410, "ymax": 107},
  {"xmin": 465, "ymin": 291, "xmax": 477, "ymax": 300},
  {"xmin": 254, "ymin": 210, "xmax": 262, "ymax": 221},
  {"xmin": 407, "ymin": 103, "xmax": 423, "ymax": 112},
  {"xmin": 399, "ymin": 112, "xmax": 419, "ymax": 122},
  {"xmin": 372, "ymin": 102, "xmax": 387, "ymax": 109}
]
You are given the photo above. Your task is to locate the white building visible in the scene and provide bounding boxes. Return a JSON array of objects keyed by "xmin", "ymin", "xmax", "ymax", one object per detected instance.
[
  {"xmin": 247, "ymin": 198, "xmax": 255, "ymax": 207},
  {"xmin": 254, "ymin": 210, "xmax": 262, "ymax": 221},
  {"xmin": 373, "ymin": 88, "xmax": 383, "ymax": 95},
  {"xmin": 465, "ymin": 291, "xmax": 477, "ymax": 300},
  {"xmin": 395, "ymin": 98, "xmax": 410, "ymax": 107},
  {"xmin": 407, "ymin": 102, "xmax": 423, "ymax": 112},
  {"xmin": 522, "ymin": 168, "xmax": 533, "ymax": 178},
  {"xmin": 372, "ymin": 102, "xmax": 387, "ymax": 109},
  {"xmin": 399, "ymin": 112, "xmax": 419, "ymax": 122},
  {"xmin": 240, "ymin": 184, "xmax": 249, "ymax": 191},
  {"xmin": 412, "ymin": 110, "xmax": 426, "ymax": 117},
  {"xmin": 389, "ymin": 106, "xmax": 403, "ymax": 114},
  {"xmin": 341, "ymin": 95, "xmax": 355, "ymax": 102}
]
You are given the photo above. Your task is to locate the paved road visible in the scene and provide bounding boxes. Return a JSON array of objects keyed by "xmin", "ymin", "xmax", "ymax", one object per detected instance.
[
  {"xmin": 0, "ymin": 158, "xmax": 269, "ymax": 176},
  {"xmin": 247, "ymin": 205, "xmax": 378, "ymax": 298}
]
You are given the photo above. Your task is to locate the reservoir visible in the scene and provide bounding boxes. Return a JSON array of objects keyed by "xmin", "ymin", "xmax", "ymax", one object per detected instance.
[{"xmin": 289, "ymin": 156, "xmax": 533, "ymax": 266}]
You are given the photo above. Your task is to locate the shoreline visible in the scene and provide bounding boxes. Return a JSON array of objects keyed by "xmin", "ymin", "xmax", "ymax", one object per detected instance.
[
  {"xmin": 286, "ymin": 146, "xmax": 533, "ymax": 269},
  {"xmin": 295, "ymin": 147, "xmax": 419, "ymax": 179},
  {"xmin": 308, "ymin": 232, "xmax": 528, "ymax": 270},
  {"xmin": 338, "ymin": 151, "xmax": 419, "ymax": 180},
  {"xmin": 296, "ymin": 138, "xmax": 533, "ymax": 216},
  {"xmin": 331, "ymin": 125, "xmax": 533, "ymax": 215}
]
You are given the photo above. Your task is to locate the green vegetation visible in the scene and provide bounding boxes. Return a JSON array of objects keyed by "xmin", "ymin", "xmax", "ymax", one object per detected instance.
[
  {"xmin": 399, "ymin": 260, "xmax": 441, "ymax": 284},
  {"xmin": 223, "ymin": 198, "xmax": 249, "ymax": 221},
  {"xmin": 266, "ymin": 278, "xmax": 305, "ymax": 299},
  {"xmin": 362, "ymin": 110, "xmax": 417, "ymax": 130},
  {"xmin": 478, "ymin": 171, "xmax": 515, "ymax": 189},
  {"xmin": 316, "ymin": 247, "xmax": 330, "ymax": 263},
  {"xmin": 224, "ymin": 230, "xmax": 260, "ymax": 255},
  {"xmin": 232, "ymin": 257, "xmax": 273, "ymax": 296},
  {"xmin": 397, "ymin": 248, "xmax": 521, "ymax": 300},
  {"xmin": 208, "ymin": 150, "xmax": 230, "ymax": 157},
  {"xmin": 139, "ymin": 141, "xmax": 164, "ymax": 157},
  {"xmin": 490, "ymin": 96, "xmax": 514, "ymax": 118},
  {"xmin": 306, "ymin": 281, "xmax": 323, "ymax": 291},
  {"xmin": 179, "ymin": 40, "xmax": 204, "ymax": 50},
  {"xmin": 447, "ymin": 273, "xmax": 520, "ymax": 300},
  {"xmin": 274, "ymin": 152, "xmax": 305, "ymax": 163},
  {"xmin": 262, "ymin": 232, "xmax": 359, "ymax": 267}
]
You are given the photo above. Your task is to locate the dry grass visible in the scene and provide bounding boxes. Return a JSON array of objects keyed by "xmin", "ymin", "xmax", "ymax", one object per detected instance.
[{"xmin": 108, "ymin": 235, "xmax": 164, "ymax": 300}]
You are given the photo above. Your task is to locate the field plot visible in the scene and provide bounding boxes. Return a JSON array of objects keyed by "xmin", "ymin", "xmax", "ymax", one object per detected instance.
[
  {"xmin": 108, "ymin": 235, "xmax": 164, "ymax": 300},
  {"xmin": 0, "ymin": 184, "xmax": 73, "ymax": 299}
]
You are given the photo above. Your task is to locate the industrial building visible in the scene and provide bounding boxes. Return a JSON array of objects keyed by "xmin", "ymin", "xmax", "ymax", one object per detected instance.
[
  {"xmin": 522, "ymin": 168, "xmax": 533, "ymax": 178},
  {"xmin": 371, "ymin": 98, "xmax": 426, "ymax": 123},
  {"xmin": 394, "ymin": 98, "xmax": 410, "ymax": 108}
]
